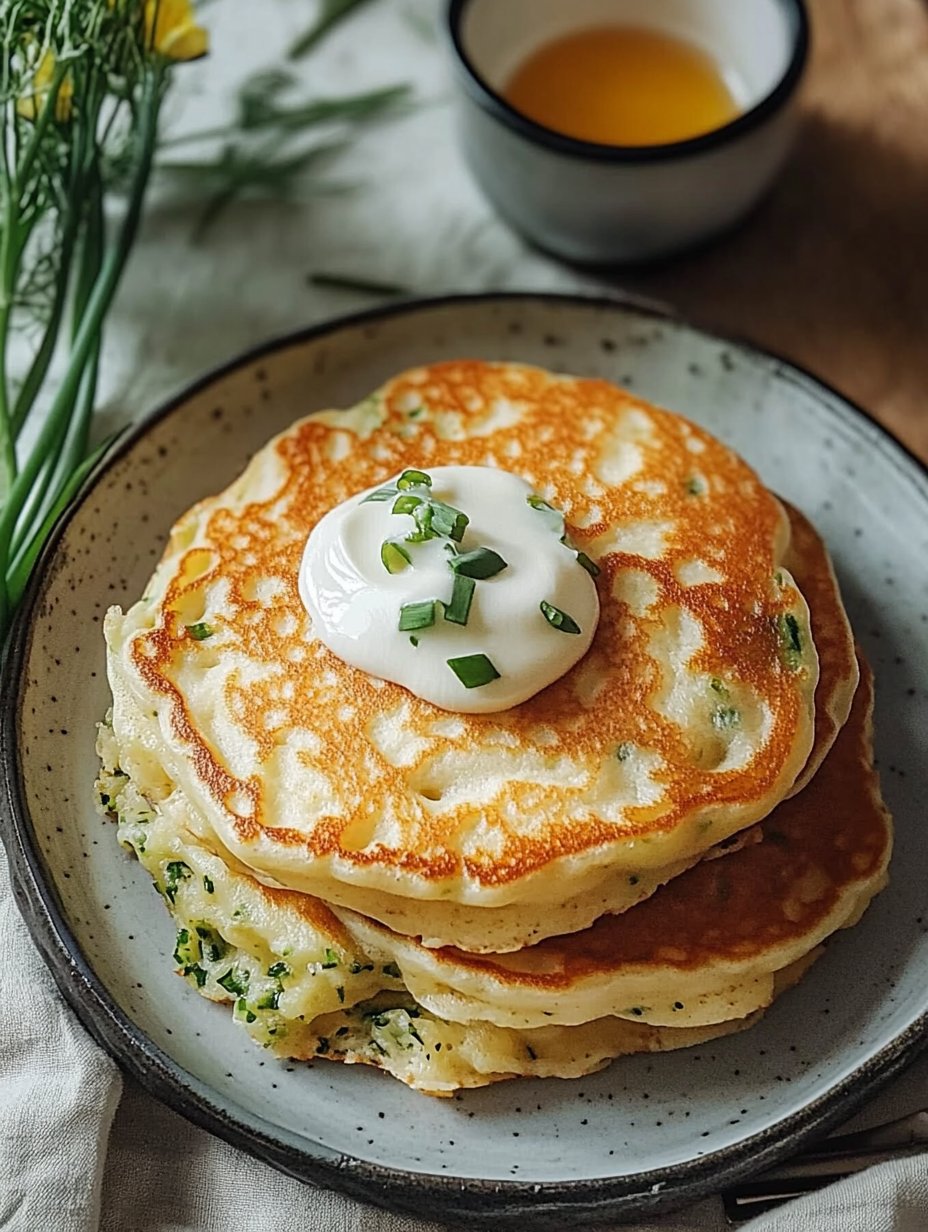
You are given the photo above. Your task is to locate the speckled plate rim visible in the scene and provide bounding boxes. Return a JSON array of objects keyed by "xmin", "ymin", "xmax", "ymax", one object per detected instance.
[{"xmin": 3, "ymin": 291, "xmax": 928, "ymax": 1227}]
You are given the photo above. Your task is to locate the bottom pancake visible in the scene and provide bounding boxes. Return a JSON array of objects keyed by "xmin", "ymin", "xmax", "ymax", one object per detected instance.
[{"xmin": 95, "ymin": 658, "xmax": 890, "ymax": 1095}]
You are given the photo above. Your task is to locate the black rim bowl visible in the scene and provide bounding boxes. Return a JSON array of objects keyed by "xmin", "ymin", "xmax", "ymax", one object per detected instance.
[{"xmin": 446, "ymin": 0, "xmax": 810, "ymax": 164}]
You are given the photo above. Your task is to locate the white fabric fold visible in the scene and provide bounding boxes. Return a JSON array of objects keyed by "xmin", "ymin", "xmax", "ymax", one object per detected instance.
[{"xmin": 0, "ymin": 854, "xmax": 121, "ymax": 1232}]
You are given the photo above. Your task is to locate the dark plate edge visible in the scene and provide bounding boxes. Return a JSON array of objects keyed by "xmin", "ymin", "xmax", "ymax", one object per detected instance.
[{"xmin": 2, "ymin": 289, "xmax": 928, "ymax": 1227}]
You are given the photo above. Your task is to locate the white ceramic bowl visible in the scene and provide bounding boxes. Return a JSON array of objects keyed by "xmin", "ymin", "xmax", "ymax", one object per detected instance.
[{"xmin": 447, "ymin": 0, "xmax": 809, "ymax": 263}]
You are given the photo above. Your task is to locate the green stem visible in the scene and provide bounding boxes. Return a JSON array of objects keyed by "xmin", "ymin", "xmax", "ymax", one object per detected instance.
[
  {"xmin": 11, "ymin": 112, "xmax": 104, "ymax": 544},
  {"xmin": 10, "ymin": 214, "xmax": 79, "ymax": 439},
  {"xmin": 10, "ymin": 171, "xmax": 104, "ymax": 560},
  {"xmin": 7, "ymin": 419, "xmax": 112, "ymax": 613},
  {"xmin": 160, "ymin": 123, "xmax": 236, "ymax": 148},
  {"xmin": 13, "ymin": 65, "xmax": 69, "ymax": 193},
  {"xmin": 0, "ymin": 68, "xmax": 163, "ymax": 622},
  {"xmin": 71, "ymin": 160, "xmax": 105, "ymax": 344},
  {"xmin": 0, "ymin": 65, "xmax": 70, "ymax": 493},
  {"xmin": 288, "ymin": 0, "xmax": 375, "ymax": 60},
  {"xmin": 10, "ymin": 85, "xmax": 101, "ymax": 438},
  {"xmin": 0, "ymin": 167, "xmax": 19, "ymax": 495},
  {"xmin": 8, "ymin": 385, "xmax": 90, "ymax": 571}
]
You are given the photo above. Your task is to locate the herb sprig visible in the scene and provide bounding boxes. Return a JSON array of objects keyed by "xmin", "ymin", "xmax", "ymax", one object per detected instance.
[
  {"xmin": 159, "ymin": 70, "xmax": 412, "ymax": 236},
  {"xmin": 526, "ymin": 492, "xmax": 600, "ymax": 577},
  {"xmin": 0, "ymin": 0, "xmax": 208, "ymax": 641}
]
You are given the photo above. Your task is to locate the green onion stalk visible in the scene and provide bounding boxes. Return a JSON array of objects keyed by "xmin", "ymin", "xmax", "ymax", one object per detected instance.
[{"xmin": 0, "ymin": 0, "xmax": 208, "ymax": 642}]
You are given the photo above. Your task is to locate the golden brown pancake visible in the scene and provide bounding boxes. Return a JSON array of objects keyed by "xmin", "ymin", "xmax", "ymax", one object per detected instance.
[
  {"xmin": 103, "ymin": 362, "xmax": 820, "ymax": 953},
  {"xmin": 95, "ymin": 656, "xmax": 887, "ymax": 1094},
  {"xmin": 332, "ymin": 658, "xmax": 890, "ymax": 1033},
  {"xmin": 782, "ymin": 501, "xmax": 858, "ymax": 794}
]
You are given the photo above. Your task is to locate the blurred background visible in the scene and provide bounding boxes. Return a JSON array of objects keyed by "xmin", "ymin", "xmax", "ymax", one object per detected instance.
[{"xmin": 107, "ymin": 0, "xmax": 928, "ymax": 459}]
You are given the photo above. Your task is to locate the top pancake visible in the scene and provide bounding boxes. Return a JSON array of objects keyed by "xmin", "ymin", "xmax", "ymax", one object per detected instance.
[{"xmin": 106, "ymin": 361, "xmax": 818, "ymax": 929}]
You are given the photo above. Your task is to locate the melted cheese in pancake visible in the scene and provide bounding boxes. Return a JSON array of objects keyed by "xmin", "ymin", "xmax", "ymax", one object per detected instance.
[
  {"xmin": 94, "ymin": 731, "xmax": 822, "ymax": 1096},
  {"xmin": 106, "ymin": 362, "xmax": 818, "ymax": 942}
]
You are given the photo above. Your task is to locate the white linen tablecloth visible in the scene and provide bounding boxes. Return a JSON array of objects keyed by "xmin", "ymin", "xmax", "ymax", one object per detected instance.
[{"xmin": 2, "ymin": 2, "xmax": 927, "ymax": 1228}]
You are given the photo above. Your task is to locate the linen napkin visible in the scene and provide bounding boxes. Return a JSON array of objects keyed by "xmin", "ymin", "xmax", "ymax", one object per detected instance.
[{"xmin": 3, "ymin": 1, "xmax": 927, "ymax": 1229}]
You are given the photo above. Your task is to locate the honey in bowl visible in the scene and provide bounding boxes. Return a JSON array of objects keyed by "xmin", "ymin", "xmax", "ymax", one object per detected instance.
[{"xmin": 503, "ymin": 26, "xmax": 740, "ymax": 147}]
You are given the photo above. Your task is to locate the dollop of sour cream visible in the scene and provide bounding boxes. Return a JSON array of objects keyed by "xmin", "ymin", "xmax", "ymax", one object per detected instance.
[{"xmin": 299, "ymin": 466, "xmax": 600, "ymax": 714}]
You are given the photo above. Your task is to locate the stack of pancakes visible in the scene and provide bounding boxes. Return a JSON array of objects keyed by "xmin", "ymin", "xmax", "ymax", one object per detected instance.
[{"xmin": 98, "ymin": 361, "xmax": 891, "ymax": 1095}]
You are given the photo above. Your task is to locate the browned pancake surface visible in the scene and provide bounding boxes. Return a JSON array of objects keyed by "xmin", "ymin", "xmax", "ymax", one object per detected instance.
[
  {"xmin": 128, "ymin": 361, "xmax": 815, "ymax": 890},
  {"xmin": 431, "ymin": 659, "xmax": 888, "ymax": 984}
]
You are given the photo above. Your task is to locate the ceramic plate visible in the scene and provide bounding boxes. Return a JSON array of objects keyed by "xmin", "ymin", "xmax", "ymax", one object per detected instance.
[{"xmin": 3, "ymin": 294, "xmax": 927, "ymax": 1228}]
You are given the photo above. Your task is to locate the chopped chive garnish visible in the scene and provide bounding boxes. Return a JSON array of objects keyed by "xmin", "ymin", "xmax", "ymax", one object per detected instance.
[
  {"xmin": 450, "ymin": 547, "xmax": 507, "ymax": 579},
  {"xmin": 447, "ymin": 653, "xmax": 500, "ymax": 689},
  {"xmin": 217, "ymin": 967, "xmax": 249, "ymax": 996},
  {"xmin": 173, "ymin": 928, "xmax": 199, "ymax": 967},
  {"xmin": 428, "ymin": 500, "xmax": 469, "ymax": 542},
  {"xmin": 710, "ymin": 677, "xmax": 728, "ymax": 696},
  {"xmin": 186, "ymin": 622, "xmax": 214, "ymax": 641},
  {"xmin": 235, "ymin": 997, "xmax": 257, "ymax": 1024},
  {"xmin": 382, "ymin": 962, "xmax": 402, "ymax": 979},
  {"xmin": 349, "ymin": 961, "xmax": 375, "ymax": 974},
  {"xmin": 267, "ymin": 961, "xmax": 290, "ymax": 979},
  {"xmin": 195, "ymin": 924, "xmax": 229, "ymax": 963},
  {"xmin": 410, "ymin": 500, "xmax": 437, "ymax": 539},
  {"xmin": 202, "ymin": 875, "xmax": 214, "ymax": 894},
  {"xmin": 575, "ymin": 550, "xmax": 600, "ymax": 578},
  {"xmin": 164, "ymin": 860, "xmax": 192, "ymax": 904},
  {"xmin": 321, "ymin": 947, "xmax": 340, "ymax": 969},
  {"xmin": 444, "ymin": 573, "xmax": 475, "ymax": 625},
  {"xmin": 255, "ymin": 988, "xmax": 281, "ymax": 1010},
  {"xmin": 540, "ymin": 600, "xmax": 581, "ymax": 635},
  {"xmin": 616, "ymin": 742, "xmax": 634, "ymax": 762},
  {"xmin": 777, "ymin": 612, "xmax": 803, "ymax": 670},
  {"xmin": 392, "ymin": 492, "xmax": 423, "ymax": 516},
  {"xmin": 527, "ymin": 493, "xmax": 558, "ymax": 512},
  {"xmin": 712, "ymin": 706, "xmax": 741, "ymax": 730},
  {"xmin": 396, "ymin": 468, "xmax": 432, "ymax": 490},
  {"xmin": 336, "ymin": 985, "xmax": 345, "ymax": 1003},
  {"xmin": 409, "ymin": 635, "xmax": 419, "ymax": 647},
  {"xmin": 380, "ymin": 539, "xmax": 412, "ymax": 574},
  {"xmin": 685, "ymin": 476, "xmax": 706, "ymax": 496},
  {"xmin": 399, "ymin": 600, "xmax": 437, "ymax": 631},
  {"xmin": 185, "ymin": 964, "xmax": 208, "ymax": 988},
  {"xmin": 361, "ymin": 486, "xmax": 398, "ymax": 504}
]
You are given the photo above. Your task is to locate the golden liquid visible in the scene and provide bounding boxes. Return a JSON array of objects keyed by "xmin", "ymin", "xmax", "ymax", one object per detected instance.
[{"xmin": 504, "ymin": 26, "xmax": 740, "ymax": 147}]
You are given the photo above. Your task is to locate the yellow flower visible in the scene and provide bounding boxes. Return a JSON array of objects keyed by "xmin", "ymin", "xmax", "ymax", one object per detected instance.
[
  {"xmin": 16, "ymin": 50, "xmax": 73, "ymax": 122},
  {"xmin": 144, "ymin": 0, "xmax": 209, "ymax": 61}
]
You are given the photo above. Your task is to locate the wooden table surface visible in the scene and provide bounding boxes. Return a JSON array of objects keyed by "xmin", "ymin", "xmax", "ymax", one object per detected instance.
[{"xmin": 621, "ymin": 0, "xmax": 928, "ymax": 463}]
